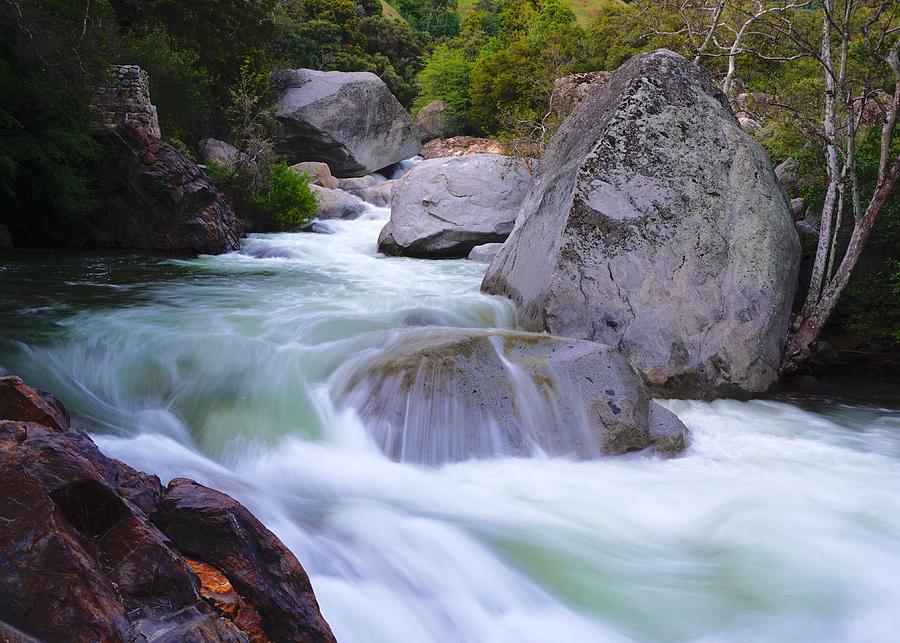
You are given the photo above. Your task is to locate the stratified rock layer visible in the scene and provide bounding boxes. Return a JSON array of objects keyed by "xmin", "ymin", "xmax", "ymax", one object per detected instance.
[
  {"xmin": 483, "ymin": 50, "xmax": 799, "ymax": 398},
  {"xmin": 87, "ymin": 126, "xmax": 243, "ymax": 255}
]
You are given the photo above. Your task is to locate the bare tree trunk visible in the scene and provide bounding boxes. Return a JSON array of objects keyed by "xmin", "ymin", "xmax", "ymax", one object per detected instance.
[{"xmin": 783, "ymin": 156, "xmax": 900, "ymax": 370}]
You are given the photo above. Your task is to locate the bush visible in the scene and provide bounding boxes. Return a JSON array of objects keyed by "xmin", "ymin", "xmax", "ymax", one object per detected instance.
[{"xmin": 252, "ymin": 163, "xmax": 318, "ymax": 230}]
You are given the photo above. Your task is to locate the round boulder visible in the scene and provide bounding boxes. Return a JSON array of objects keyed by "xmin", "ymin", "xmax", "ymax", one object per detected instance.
[{"xmin": 378, "ymin": 154, "xmax": 531, "ymax": 258}]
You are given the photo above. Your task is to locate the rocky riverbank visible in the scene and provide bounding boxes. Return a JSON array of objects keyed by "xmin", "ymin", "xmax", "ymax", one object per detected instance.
[{"xmin": 0, "ymin": 375, "xmax": 335, "ymax": 643}]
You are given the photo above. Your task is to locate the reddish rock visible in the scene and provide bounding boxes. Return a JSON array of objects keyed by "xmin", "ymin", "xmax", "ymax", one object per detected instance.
[
  {"xmin": 187, "ymin": 558, "xmax": 270, "ymax": 643},
  {"xmin": 0, "ymin": 376, "xmax": 334, "ymax": 643},
  {"xmin": 422, "ymin": 136, "xmax": 505, "ymax": 159},
  {"xmin": 153, "ymin": 479, "xmax": 336, "ymax": 643},
  {"xmin": 0, "ymin": 376, "xmax": 69, "ymax": 431}
]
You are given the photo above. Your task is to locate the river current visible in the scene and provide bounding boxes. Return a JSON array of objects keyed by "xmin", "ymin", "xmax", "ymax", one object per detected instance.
[{"xmin": 1, "ymin": 205, "xmax": 899, "ymax": 642}]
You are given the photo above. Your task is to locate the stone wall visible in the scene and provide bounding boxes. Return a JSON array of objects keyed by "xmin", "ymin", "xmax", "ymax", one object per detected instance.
[{"xmin": 95, "ymin": 65, "xmax": 161, "ymax": 138}]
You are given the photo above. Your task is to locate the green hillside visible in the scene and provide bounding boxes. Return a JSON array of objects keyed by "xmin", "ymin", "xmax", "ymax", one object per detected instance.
[{"xmin": 457, "ymin": 0, "xmax": 620, "ymax": 25}]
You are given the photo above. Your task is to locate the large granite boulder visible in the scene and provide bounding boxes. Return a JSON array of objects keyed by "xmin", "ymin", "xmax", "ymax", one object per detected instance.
[
  {"xmin": 87, "ymin": 126, "xmax": 243, "ymax": 255},
  {"xmin": 482, "ymin": 50, "xmax": 799, "ymax": 398},
  {"xmin": 274, "ymin": 69, "xmax": 421, "ymax": 177},
  {"xmin": 378, "ymin": 154, "xmax": 531, "ymax": 258},
  {"xmin": 335, "ymin": 330, "xmax": 688, "ymax": 464},
  {"xmin": 0, "ymin": 376, "xmax": 335, "ymax": 643}
]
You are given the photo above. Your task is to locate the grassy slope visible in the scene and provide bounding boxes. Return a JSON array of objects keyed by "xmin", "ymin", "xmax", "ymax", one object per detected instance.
[{"xmin": 457, "ymin": 0, "xmax": 619, "ymax": 26}]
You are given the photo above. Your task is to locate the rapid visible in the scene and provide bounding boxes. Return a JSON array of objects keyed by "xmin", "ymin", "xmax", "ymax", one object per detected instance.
[{"xmin": 1, "ymin": 204, "xmax": 899, "ymax": 643}]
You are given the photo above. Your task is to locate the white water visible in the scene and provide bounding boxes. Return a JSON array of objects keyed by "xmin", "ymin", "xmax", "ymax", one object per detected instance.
[{"xmin": 2, "ymin": 205, "xmax": 900, "ymax": 642}]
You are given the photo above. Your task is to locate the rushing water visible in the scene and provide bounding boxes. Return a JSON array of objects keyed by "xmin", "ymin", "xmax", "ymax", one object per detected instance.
[{"xmin": 2, "ymin": 205, "xmax": 900, "ymax": 642}]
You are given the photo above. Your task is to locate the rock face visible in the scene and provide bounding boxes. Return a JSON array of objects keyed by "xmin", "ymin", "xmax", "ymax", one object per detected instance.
[
  {"xmin": 274, "ymin": 69, "xmax": 421, "ymax": 177},
  {"xmin": 336, "ymin": 329, "xmax": 688, "ymax": 465},
  {"xmin": 378, "ymin": 154, "xmax": 531, "ymax": 258},
  {"xmin": 483, "ymin": 50, "xmax": 799, "ymax": 398},
  {"xmin": 415, "ymin": 99, "xmax": 447, "ymax": 141},
  {"xmin": 551, "ymin": 71, "xmax": 611, "ymax": 117},
  {"xmin": 95, "ymin": 65, "xmax": 161, "ymax": 138},
  {"xmin": 310, "ymin": 184, "xmax": 367, "ymax": 220},
  {"xmin": 291, "ymin": 161, "xmax": 340, "ymax": 190},
  {"xmin": 199, "ymin": 138, "xmax": 244, "ymax": 170},
  {"xmin": 88, "ymin": 126, "xmax": 243, "ymax": 255},
  {"xmin": 0, "ymin": 375, "xmax": 335, "ymax": 643}
]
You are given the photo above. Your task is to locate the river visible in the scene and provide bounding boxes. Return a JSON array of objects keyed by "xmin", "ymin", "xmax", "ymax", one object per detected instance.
[{"xmin": 1, "ymin": 204, "xmax": 899, "ymax": 642}]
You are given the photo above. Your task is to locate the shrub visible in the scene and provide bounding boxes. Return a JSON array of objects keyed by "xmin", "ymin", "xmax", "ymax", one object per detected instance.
[{"xmin": 252, "ymin": 163, "xmax": 318, "ymax": 230}]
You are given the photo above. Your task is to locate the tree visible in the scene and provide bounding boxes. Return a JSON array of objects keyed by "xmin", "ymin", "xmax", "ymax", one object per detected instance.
[{"xmin": 779, "ymin": 0, "xmax": 900, "ymax": 369}]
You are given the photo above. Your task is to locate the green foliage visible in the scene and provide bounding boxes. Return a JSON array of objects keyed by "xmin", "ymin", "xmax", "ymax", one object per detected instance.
[
  {"xmin": 394, "ymin": 0, "xmax": 461, "ymax": 39},
  {"xmin": 252, "ymin": 164, "xmax": 318, "ymax": 230},
  {"xmin": 414, "ymin": 44, "xmax": 473, "ymax": 133},
  {"xmin": 117, "ymin": 26, "xmax": 214, "ymax": 145},
  {"xmin": 278, "ymin": 0, "xmax": 424, "ymax": 106},
  {"xmin": 416, "ymin": 0, "xmax": 584, "ymax": 135},
  {"xmin": 0, "ymin": 0, "xmax": 111, "ymax": 231}
]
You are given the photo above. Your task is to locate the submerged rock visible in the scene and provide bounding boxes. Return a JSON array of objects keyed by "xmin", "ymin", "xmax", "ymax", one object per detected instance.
[
  {"xmin": 274, "ymin": 68, "xmax": 421, "ymax": 177},
  {"xmin": 378, "ymin": 154, "xmax": 531, "ymax": 258},
  {"xmin": 483, "ymin": 50, "xmax": 799, "ymax": 398},
  {"xmin": 335, "ymin": 329, "xmax": 688, "ymax": 465},
  {"xmin": 0, "ymin": 375, "xmax": 335, "ymax": 643}
]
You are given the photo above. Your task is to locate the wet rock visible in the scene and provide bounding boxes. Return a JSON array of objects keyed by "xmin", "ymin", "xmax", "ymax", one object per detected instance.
[
  {"xmin": 336, "ymin": 329, "xmax": 688, "ymax": 464},
  {"xmin": 467, "ymin": 242, "xmax": 504, "ymax": 263},
  {"xmin": 153, "ymin": 478, "xmax": 336, "ymax": 643},
  {"xmin": 310, "ymin": 184, "xmax": 367, "ymax": 220},
  {"xmin": 274, "ymin": 68, "xmax": 421, "ymax": 177},
  {"xmin": 0, "ymin": 375, "xmax": 69, "ymax": 431},
  {"xmin": 415, "ymin": 99, "xmax": 447, "ymax": 142},
  {"xmin": 482, "ymin": 50, "xmax": 799, "ymax": 399},
  {"xmin": 186, "ymin": 558, "xmax": 268, "ymax": 643},
  {"xmin": 291, "ymin": 161, "xmax": 339, "ymax": 190},
  {"xmin": 378, "ymin": 154, "xmax": 531, "ymax": 258},
  {"xmin": 0, "ymin": 376, "xmax": 333, "ymax": 643}
]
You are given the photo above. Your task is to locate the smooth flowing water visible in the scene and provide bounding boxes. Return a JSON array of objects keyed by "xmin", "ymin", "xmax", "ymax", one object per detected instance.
[{"xmin": 2, "ymin": 205, "xmax": 900, "ymax": 642}]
